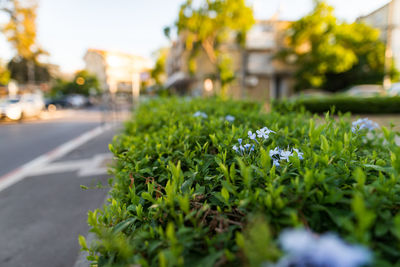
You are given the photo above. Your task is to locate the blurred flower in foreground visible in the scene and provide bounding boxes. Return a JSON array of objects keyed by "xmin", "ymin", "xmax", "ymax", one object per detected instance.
[
  {"xmin": 351, "ymin": 118, "xmax": 379, "ymax": 133},
  {"xmin": 225, "ymin": 115, "xmax": 235, "ymax": 122},
  {"xmin": 271, "ymin": 229, "xmax": 372, "ymax": 267},
  {"xmin": 193, "ymin": 111, "xmax": 208, "ymax": 118}
]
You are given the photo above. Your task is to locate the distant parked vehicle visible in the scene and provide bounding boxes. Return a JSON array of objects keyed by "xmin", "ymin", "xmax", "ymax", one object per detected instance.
[
  {"xmin": 45, "ymin": 97, "xmax": 70, "ymax": 111},
  {"xmin": 387, "ymin": 82, "xmax": 400, "ymax": 96},
  {"xmin": 66, "ymin": 94, "xmax": 89, "ymax": 108},
  {"xmin": 344, "ymin": 85, "xmax": 383, "ymax": 97},
  {"xmin": 0, "ymin": 94, "xmax": 45, "ymax": 121}
]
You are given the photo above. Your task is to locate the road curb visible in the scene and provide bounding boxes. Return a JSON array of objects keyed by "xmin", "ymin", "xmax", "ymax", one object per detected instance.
[
  {"xmin": 0, "ymin": 123, "xmax": 114, "ymax": 193},
  {"xmin": 74, "ymin": 232, "xmax": 96, "ymax": 267},
  {"xmin": 73, "ymin": 192, "xmax": 111, "ymax": 267}
]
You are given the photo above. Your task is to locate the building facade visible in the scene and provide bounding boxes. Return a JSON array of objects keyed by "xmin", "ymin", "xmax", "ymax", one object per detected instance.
[
  {"xmin": 244, "ymin": 20, "xmax": 295, "ymax": 100},
  {"xmin": 84, "ymin": 49, "xmax": 153, "ymax": 94},
  {"xmin": 165, "ymin": 19, "xmax": 295, "ymax": 101},
  {"xmin": 357, "ymin": 0, "xmax": 400, "ymax": 71}
]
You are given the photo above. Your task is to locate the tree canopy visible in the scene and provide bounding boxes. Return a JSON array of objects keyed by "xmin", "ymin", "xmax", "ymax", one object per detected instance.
[
  {"xmin": 150, "ymin": 48, "xmax": 169, "ymax": 86},
  {"xmin": 0, "ymin": 63, "xmax": 10, "ymax": 85},
  {"xmin": 7, "ymin": 57, "xmax": 50, "ymax": 83},
  {"xmin": 2, "ymin": 0, "xmax": 37, "ymax": 59},
  {"xmin": 279, "ymin": 0, "xmax": 396, "ymax": 92},
  {"xmin": 51, "ymin": 70, "xmax": 100, "ymax": 97},
  {"xmin": 173, "ymin": 0, "xmax": 254, "ymax": 95},
  {"xmin": 1, "ymin": 0, "xmax": 50, "ymax": 83}
]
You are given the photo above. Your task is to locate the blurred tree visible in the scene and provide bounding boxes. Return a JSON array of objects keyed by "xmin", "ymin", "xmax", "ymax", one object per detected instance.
[
  {"xmin": 150, "ymin": 48, "xmax": 169, "ymax": 85},
  {"xmin": 1, "ymin": 0, "xmax": 50, "ymax": 84},
  {"xmin": 0, "ymin": 64, "xmax": 11, "ymax": 85},
  {"xmin": 7, "ymin": 56, "xmax": 50, "ymax": 83},
  {"xmin": 175, "ymin": 0, "xmax": 254, "ymax": 97},
  {"xmin": 51, "ymin": 70, "xmax": 100, "ymax": 96},
  {"xmin": 279, "ymin": 0, "xmax": 396, "ymax": 92}
]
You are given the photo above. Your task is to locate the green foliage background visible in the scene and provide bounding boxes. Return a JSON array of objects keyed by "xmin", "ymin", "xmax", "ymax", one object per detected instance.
[
  {"xmin": 279, "ymin": 1, "xmax": 397, "ymax": 92},
  {"xmin": 50, "ymin": 70, "xmax": 100, "ymax": 97}
]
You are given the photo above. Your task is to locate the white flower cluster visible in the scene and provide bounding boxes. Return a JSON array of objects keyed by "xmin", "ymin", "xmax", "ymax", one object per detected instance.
[
  {"xmin": 193, "ymin": 111, "xmax": 208, "ymax": 118},
  {"xmin": 233, "ymin": 127, "xmax": 303, "ymax": 166},
  {"xmin": 248, "ymin": 127, "xmax": 275, "ymax": 141},
  {"xmin": 271, "ymin": 229, "xmax": 371, "ymax": 267},
  {"xmin": 351, "ymin": 118, "xmax": 379, "ymax": 133},
  {"xmin": 225, "ymin": 115, "xmax": 235, "ymax": 122},
  {"xmin": 269, "ymin": 147, "xmax": 303, "ymax": 167},
  {"xmin": 232, "ymin": 138, "xmax": 255, "ymax": 155}
]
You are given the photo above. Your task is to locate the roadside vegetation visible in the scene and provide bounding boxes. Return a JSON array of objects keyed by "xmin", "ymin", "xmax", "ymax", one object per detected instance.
[
  {"xmin": 80, "ymin": 97, "xmax": 400, "ymax": 266},
  {"xmin": 273, "ymin": 96, "xmax": 400, "ymax": 114}
]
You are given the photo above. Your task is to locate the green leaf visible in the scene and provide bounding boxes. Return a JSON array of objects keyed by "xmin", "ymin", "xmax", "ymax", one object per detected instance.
[
  {"xmin": 221, "ymin": 187, "xmax": 230, "ymax": 202},
  {"xmin": 78, "ymin": 235, "xmax": 88, "ymax": 251}
]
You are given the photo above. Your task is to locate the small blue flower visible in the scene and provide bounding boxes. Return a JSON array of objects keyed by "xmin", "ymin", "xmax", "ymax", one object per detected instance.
[
  {"xmin": 269, "ymin": 147, "xmax": 303, "ymax": 166},
  {"xmin": 232, "ymin": 145, "xmax": 239, "ymax": 153},
  {"xmin": 272, "ymin": 159, "xmax": 280, "ymax": 167},
  {"xmin": 225, "ymin": 115, "xmax": 235, "ymax": 122},
  {"xmin": 193, "ymin": 111, "xmax": 208, "ymax": 118},
  {"xmin": 270, "ymin": 147, "xmax": 282, "ymax": 167},
  {"xmin": 256, "ymin": 129, "xmax": 269, "ymax": 139},
  {"xmin": 257, "ymin": 126, "xmax": 275, "ymax": 140},
  {"xmin": 232, "ymin": 143, "xmax": 245, "ymax": 155},
  {"xmin": 351, "ymin": 118, "xmax": 379, "ymax": 133},
  {"xmin": 280, "ymin": 150, "xmax": 293, "ymax": 162},
  {"xmin": 262, "ymin": 127, "xmax": 275, "ymax": 134},
  {"xmin": 292, "ymin": 148, "xmax": 304, "ymax": 160},
  {"xmin": 248, "ymin": 131, "xmax": 256, "ymax": 140},
  {"xmin": 244, "ymin": 144, "xmax": 251, "ymax": 150},
  {"xmin": 238, "ymin": 138, "xmax": 242, "ymax": 145},
  {"xmin": 269, "ymin": 147, "xmax": 281, "ymax": 158}
]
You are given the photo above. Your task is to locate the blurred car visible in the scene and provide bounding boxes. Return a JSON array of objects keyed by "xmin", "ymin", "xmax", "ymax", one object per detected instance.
[
  {"xmin": 66, "ymin": 94, "xmax": 89, "ymax": 108},
  {"xmin": 45, "ymin": 97, "xmax": 70, "ymax": 111},
  {"xmin": 344, "ymin": 85, "xmax": 383, "ymax": 97},
  {"xmin": 0, "ymin": 94, "xmax": 45, "ymax": 120},
  {"xmin": 387, "ymin": 82, "xmax": 400, "ymax": 96}
]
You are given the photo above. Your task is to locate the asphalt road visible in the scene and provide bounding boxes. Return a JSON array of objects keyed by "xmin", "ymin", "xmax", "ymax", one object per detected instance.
[
  {"xmin": 0, "ymin": 121, "xmax": 101, "ymax": 177},
  {"xmin": 0, "ymin": 109, "xmax": 125, "ymax": 267}
]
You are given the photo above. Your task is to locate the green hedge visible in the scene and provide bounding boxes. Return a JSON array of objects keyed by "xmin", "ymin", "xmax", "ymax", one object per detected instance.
[
  {"xmin": 81, "ymin": 97, "xmax": 400, "ymax": 266},
  {"xmin": 273, "ymin": 96, "xmax": 400, "ymax": 114}
]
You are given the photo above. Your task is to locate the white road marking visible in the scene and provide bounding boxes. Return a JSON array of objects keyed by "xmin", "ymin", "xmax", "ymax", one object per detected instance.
[
  {"xmin": 78, "ymin": 153, "xmax": 112, "ymax": 177},
  {"xmin": 0, "ymin": 123, "xmax": 113, "ymax": 192},
  {"xmin": 29, "ymin": 153, "xmax": 112, "ymax": 177}
]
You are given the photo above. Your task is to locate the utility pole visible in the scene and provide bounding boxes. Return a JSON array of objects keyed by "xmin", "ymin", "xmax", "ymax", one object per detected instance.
[{"xmin": 383, "ymin": 0, "xmax": 394, "ymax": 90}]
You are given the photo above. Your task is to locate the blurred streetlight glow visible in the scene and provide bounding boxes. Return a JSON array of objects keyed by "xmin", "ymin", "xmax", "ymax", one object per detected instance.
[{"xmin": 76, "ymin": 77, "xmax": 85, "ymax": 85}]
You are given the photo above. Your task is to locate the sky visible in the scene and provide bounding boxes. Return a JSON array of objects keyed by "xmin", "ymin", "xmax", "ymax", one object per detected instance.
[{"xmin": 0, "ymin": 0, "xmax": 391, "ymax": 74}]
